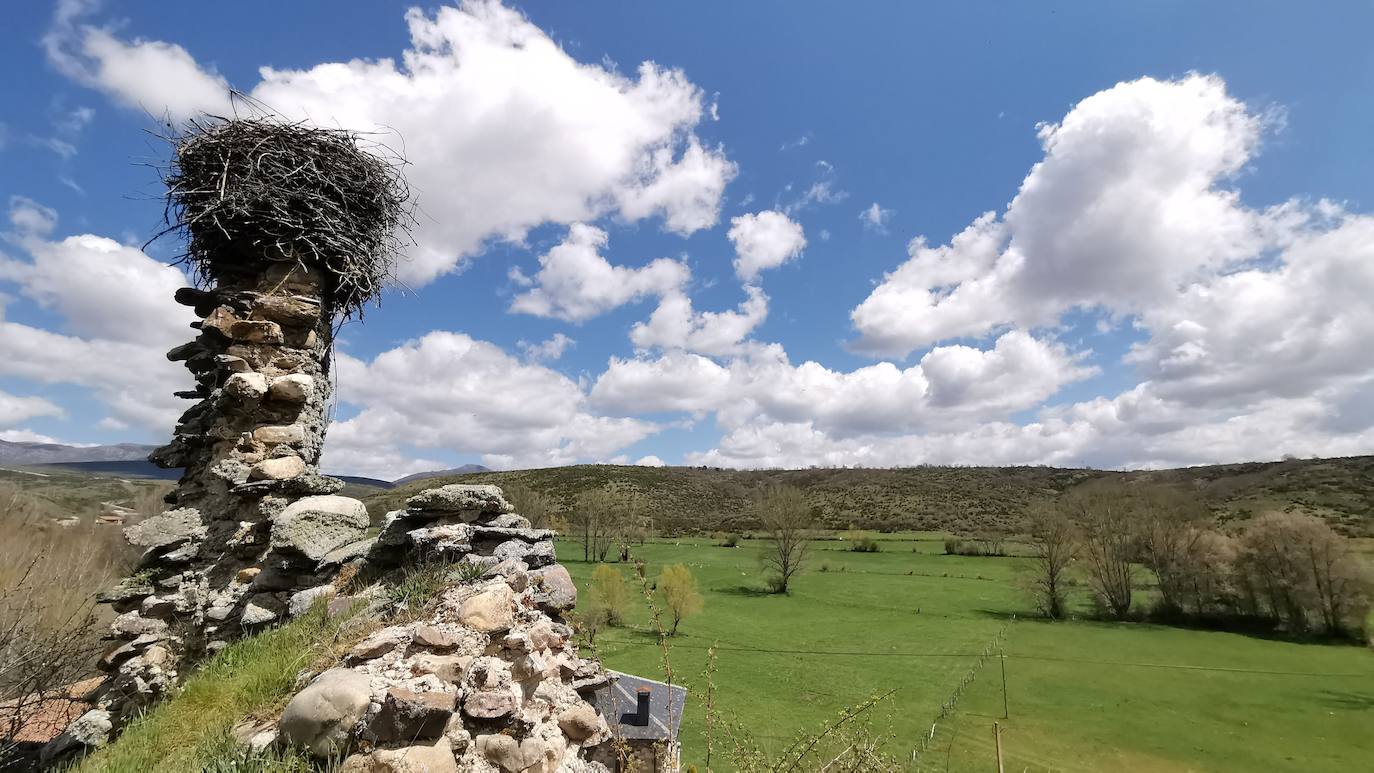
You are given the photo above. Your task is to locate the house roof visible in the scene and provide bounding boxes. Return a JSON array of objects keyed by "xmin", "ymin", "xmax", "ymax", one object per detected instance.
[{"xmin": 587, "ymin": 670, "xmax": 688, "ymax": 741}]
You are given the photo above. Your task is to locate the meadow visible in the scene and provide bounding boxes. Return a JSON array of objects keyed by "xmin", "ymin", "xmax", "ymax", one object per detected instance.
[{"xmin": 558, "ymin": 534, "xmax": 1374, "ymax": 772}]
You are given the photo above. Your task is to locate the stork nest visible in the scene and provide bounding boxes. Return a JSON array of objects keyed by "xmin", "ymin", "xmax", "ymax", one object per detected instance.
[{"xmin": 158, "ymin": 117, "xmax": 412, "ymax": 318}]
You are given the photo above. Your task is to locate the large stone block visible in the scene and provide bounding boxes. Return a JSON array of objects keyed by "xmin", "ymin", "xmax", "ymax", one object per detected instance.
[
  {"xmin": 529, "ymin": 565, "xmax": 577, "ymax": 612},
  {"xmin": 268, "ymin": 374, "xmax": 314, "ymax": 403},
  {"xmin": 249, "ymin": 455, "xmax": 307, "ymax": 481},
  {"xmin": 368, "ymin": 687, "xmax": 454, "ymax": 742},
  {"xmin": 457, "ymin": 584, "xmax": 515, "ymax": 633},
  {"xmin": 253, "ymin": 424, "xmax": 307, "ymax": 446},
  {"xmin": 340, "ymin": 737, "xmax": 457, "ymax": 773},
  {"xmin": 407, "ymin": 484, "xmax": 513, "ymax": 515},
  {"xmin": 124, "ymin": 507, "xmax": 205, "ymax": 550},
  {"xmin": 40, "ymin": 709, "xmax": 112, "ymax": 764},
  {"xmin": 270, "ymin": 495, "xmax": 369, "ymax": 562}
]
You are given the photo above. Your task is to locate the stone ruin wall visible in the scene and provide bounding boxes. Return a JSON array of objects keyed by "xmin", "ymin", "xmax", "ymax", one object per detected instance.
[
  {"xmin": 50, "ymin": 263, "xmax": 621, "ymax": 771},
  {"xmin": 86, "ymin": 259, "xmax": 349, "ymax": 730},
  {"xmin": 266, "ymin": 484, "xmax": 616, "ymax": 773}
]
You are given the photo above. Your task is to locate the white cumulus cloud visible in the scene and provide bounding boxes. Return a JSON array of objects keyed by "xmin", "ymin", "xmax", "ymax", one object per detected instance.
[
  {"xmin": 851, "ymin": 74, "xmax": 1267, "ymax": 357},
  {"xmin": 630, "ymin": 285, "xmax": 768, "ymax": 356},
  {"xmin": 727, "ymin": 210, "xmax": 806, "ymax": 281},
  {"xmin": 325, "ymin": 331, "xmax": 659, "ymax": 475},
  {"xmin": 44, "ymin": 0, "xmax": 232, "ymax": 122},
  {"xmin": 0, "ymin": 199, "xmax": 194, "ymax": 435},
  {"xmin": 509, "ymin": 224, "xmax": 688, "ymax": 322},
  {"xmin": 48, "ymin": 2, "xmax": 736, "ymax": 288}
]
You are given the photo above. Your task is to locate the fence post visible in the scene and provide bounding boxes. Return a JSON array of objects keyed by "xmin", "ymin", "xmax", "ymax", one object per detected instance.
[
  {"xmin": 1000, "ymin": 651, "xmax": 1009, "ymax": 719},
  {"xmin": 994, "ymin": 722, "xmax": 1004, "ymax": 773}
]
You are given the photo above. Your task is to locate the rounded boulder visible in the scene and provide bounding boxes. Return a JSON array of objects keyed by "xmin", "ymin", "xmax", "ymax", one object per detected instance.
[{"xmin": 279, "ymin": 668, "xmax": 373, "ymax": 757}]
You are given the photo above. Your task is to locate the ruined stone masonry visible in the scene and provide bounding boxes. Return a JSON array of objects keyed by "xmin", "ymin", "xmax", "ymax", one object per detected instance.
[
  {"xmin": 42, "ymin": 258, "xmax": 359, "ymax": 759},
  {"xmin": 46, "ymin": 273, "xmax": 622, "ymax": 769},
  {"xmin": 268, "ymin": 484, "xmax": 615, "ymax": 772},
  {"xmin": 43, "ymin": 119, "xmax": 620, "ymax": 770}
]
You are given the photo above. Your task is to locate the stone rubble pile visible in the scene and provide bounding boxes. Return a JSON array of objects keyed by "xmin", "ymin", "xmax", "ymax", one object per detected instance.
[
  {"xmin": 54, "ymin": 470, "xmax": 621, "ymax": 769},
  {"xmin": 261, "ymin": 484, "xmax": 614, "ymax": 772}
]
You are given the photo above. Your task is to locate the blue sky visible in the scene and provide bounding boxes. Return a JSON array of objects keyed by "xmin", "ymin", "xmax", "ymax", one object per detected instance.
[{"xmin": 2, "ymin": 1, "xmax": 1373, "ymax": 478}]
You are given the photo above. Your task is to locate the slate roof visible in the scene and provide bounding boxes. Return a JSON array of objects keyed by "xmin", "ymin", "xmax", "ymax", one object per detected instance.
[{"xmin": 587, "ymin": 670, "xmax": 688, "ymax": 741}]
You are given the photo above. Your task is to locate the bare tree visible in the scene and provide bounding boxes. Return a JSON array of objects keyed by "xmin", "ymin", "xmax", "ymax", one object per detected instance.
[
  {"xmin": 755, "ymin": 485, "xmax": 812, "ymax": 594},
  {"xmin": 609, "ymin": 490, "xmax": 650, "ymax": 561},
  {"xmin": 570, "ymin": 488, "xmax": 617, "ymax": 562},
  {"xmin": 501, "ymin": 483, "xmax": 558, "ymax": 529},
  {"xmin": 1022, "ymin": 506, "xmax": 1077, "ymax": 619},
  {"xmin": 1066, "ymin": 483, "xmax": 1137, "ymax": 619},
  {"xmin": 1179, "ymin": 529, "xmax": 1237, "ymax": 617},
  {"xmin": 1, "ymin": 484, "xmax": 127, "ymax": 762},
  {"xmin": 972, "ymin": 530, "xmax": 1007, "ymax": 557},
  {"xmin": 1, "ymin": 561, "xmax": 105, "ymax": 764},
  {"xmin": 1135, "ymin": 486, "xmax": 1212, "ymax": 615},
  {"xmin": 1234, "ymin": 512, "xmax": 1371, "ymax": 635}
]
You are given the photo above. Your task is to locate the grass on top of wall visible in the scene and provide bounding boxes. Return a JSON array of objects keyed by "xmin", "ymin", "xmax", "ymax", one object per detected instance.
[{"xmin": 77, "ymin": 603, "xmax": 369, "ymax": 773}]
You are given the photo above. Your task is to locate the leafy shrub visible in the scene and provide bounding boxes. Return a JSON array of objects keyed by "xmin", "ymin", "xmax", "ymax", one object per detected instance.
[
  {"xmin": 590, "ymin": 564, "xmax": 629, "ymax": 626},
  {"xmin": 765, "ymin": 574, "xmax": 788, "ymax": 594},
  {"xmin": 851, "ymin": 537, "xmax": 880, "ymax": 553},
  {"xmin": 843, "ymin": 525, "xmax": 880, "ymax": 552},
  {"xmin": 657, "ymin": 564, "xmax": 704, "ymax": 635},
  {"xmin": 943, "ymin": 538, "xmax": 983, "ymax": 556}
]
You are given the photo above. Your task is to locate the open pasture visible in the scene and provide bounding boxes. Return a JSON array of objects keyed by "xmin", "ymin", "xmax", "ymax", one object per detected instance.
[{"xmin": 558, "ymin": 534, "xmax": 1374, "ymax": 772}]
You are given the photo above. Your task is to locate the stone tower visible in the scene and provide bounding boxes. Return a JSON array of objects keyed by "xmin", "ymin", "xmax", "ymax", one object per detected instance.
[{"xmin": 79, "ymin": 119, "xmax": 407, "ymax": 734}]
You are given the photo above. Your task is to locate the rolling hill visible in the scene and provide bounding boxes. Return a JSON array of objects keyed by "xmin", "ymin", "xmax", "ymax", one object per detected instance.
[
  {"xmin": 360, "ymin": 455, "xmax": 1374, "ymax": 536},
  {"xmin": 5, "ymin": 450, "xmax": 1370, "ymax": 536}
]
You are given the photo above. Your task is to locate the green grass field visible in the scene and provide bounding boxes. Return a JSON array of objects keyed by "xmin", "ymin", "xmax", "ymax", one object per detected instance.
[{"xmin": 558, "ymin": 535, "xmax": 1374, "ymax": 772}]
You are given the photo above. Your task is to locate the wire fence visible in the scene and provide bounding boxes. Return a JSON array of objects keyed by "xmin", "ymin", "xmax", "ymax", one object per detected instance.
[
  {"xmin": 908, "ymin": 621, "xmax": 1011, "ymax": 768},
  {"xmin": 591, "ymin": 634, "xmax": 1373, "ymax": 677}
]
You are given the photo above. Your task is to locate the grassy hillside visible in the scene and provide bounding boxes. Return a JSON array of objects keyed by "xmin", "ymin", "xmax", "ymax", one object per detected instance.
[{"xmin": 363, "ymin": 456, "xmax": 1374, "ymax": 536}]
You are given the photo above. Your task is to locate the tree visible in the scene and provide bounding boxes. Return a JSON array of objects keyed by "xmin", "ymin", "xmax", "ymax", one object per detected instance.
[
  {"xmin": 570, "ymin": 486, "xmax": 650, "ymax": 563},
  {"xmin": 609, "ymin": 490, "xmax": 651, "ymax": 560},
  {"xmin": 1173, "ymin": 528, "xmax": 1237, "ymax": 618},
  {"xmin": 571, "ymin": 488, "xmax": 617, "ymax": 562},
  {"xmin": 1023, "ymin": 506, "xmax": 1077, "ymax": 619},
  {"xmin": 571, "ymin": 604, "xmax": 608, "ymax": 646},
  {"xmin": 590, "ymin": 564, "xmax": 629, "ymax": 626},
  {"xmin": 1066, "ymin": 483, "xmax": 1137, "ymax": 619},
  {"xmin": 657, "ymin": 564, "xmax": 704, "ymax": 635},
  {"xmin": 972, "ymin": 530, "xmax": 1007, "ymax": 557},
  {"xmin": 1135, "ymin": 486, "xmax": 1212, "ymax": 615},
  {"xmin": 501, "ymin": 483, "xmax": 558, "ymax": 529},
  {"xmin": 755, "ymin": 485, "xmax": 812, "ymax": 594},
  {"xmin": 1234, "ymin": 512, "xmax": 1371, "ymax": 635}
]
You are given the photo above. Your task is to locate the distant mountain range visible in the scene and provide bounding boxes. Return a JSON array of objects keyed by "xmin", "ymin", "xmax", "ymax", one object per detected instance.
[
  {"xmin": 0, "ymin": 438, "xmax": 489, "ymax": 488},
  {"xmin": 0, "ymin": 439, "xmax": 158, "ymax": 464},
  {"xmin": 393, "ymin": 465, "xmax": 491, "ymax": 485}
]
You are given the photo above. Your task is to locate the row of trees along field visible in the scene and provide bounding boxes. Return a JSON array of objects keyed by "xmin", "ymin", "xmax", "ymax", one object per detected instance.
[
  {"xmin": 1027, "ymin": 480, "xmax": 1372, "ymax": 638},
  {"xmin": 515, "ymin": 477, "xmax": 1371, "ymax": 641}
]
